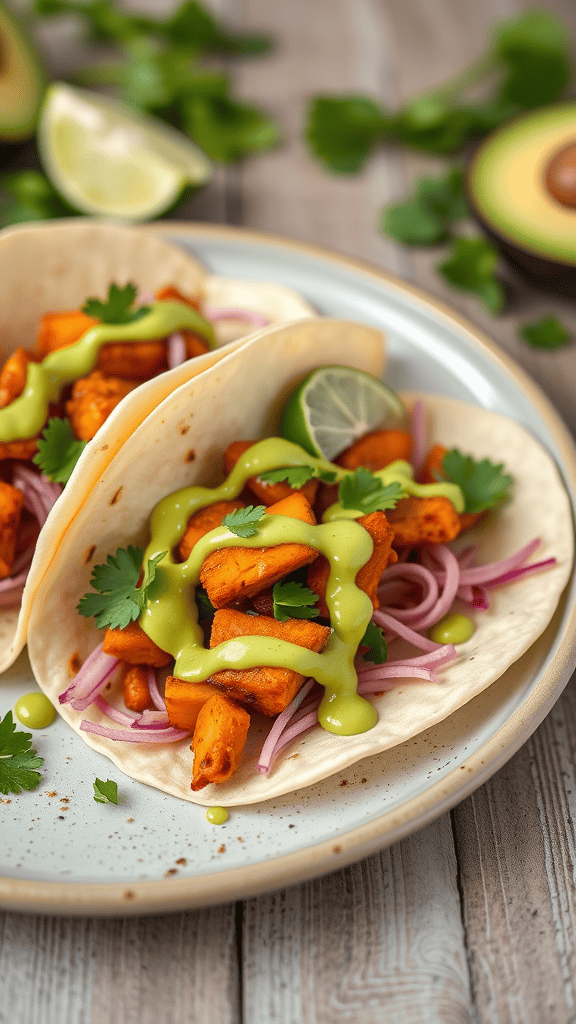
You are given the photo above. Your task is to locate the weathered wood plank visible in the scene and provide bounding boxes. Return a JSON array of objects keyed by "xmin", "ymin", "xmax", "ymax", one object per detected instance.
[{"xmin": 242, "ymin": 817, "xmax": 470, "ymax": 1024}]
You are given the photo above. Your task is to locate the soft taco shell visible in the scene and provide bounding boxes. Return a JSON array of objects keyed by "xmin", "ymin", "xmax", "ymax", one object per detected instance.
[
  {"xmin": 26, "ymin": 327, "xmax": 573, "ymax": 806},
  {"xmin": 0, "ymin": 220, "xmax": 314, "ymax": 671}
]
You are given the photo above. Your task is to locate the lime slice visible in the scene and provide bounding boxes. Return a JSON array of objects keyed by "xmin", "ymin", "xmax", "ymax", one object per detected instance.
[
  {"xmin": 38, "ymin": 83, "xmax": 212, "ymax": 221},
  {"xmin": 282, "ymin": 365, "xmax": 405, "ymax": 460}
]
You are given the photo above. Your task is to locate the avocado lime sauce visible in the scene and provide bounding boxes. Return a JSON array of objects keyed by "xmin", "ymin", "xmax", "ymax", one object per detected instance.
[
  {"xmin": 141, "ymin": 438, "xmax": 464, "ymax": 738},
  {"xmin": 206, "ymin": 806, "xmax": 228, "ymax": 824},
  {"xmin": 14, "ymin": 692, "xmax": 56, "ymax": 729},
  {"xmin": 430, "ymin": 613, "xmax": 475, "ymax": 645},
  {"xmin": 322, "ymin": 460, "xmax": 464, "ymax": 520},
  {"xmin": 0, "ymin": 301, "xmax": 216, "ymax": 442}
]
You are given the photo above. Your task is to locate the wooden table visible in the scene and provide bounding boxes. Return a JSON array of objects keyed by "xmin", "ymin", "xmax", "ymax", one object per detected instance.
[{"xmin": 3, "ymin": 1, "xmax": 576, "ymax": 1020}]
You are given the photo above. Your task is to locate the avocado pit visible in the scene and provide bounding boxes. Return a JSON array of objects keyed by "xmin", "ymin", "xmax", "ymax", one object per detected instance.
[{"xmin": 545, "ymin": 141, "xmax": 576, "ymax": 209}]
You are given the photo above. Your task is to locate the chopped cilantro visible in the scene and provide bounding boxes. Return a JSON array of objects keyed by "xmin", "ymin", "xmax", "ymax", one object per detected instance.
[
  {"xmin": 339, "ymin": 469, "xmax": 404, "ymax": 514},
  {"xmin": 82, "ymin": 282, "xmax": 150, "ymax": 325},
  {"xmin": 0, "ymin": 711, "xmax": 44, "ymax": 795},
  {"xmin": 272, "ymin": 581, "xmax": 320, "ymax": 622},
  {"xmin": 437, "ymin": 237, "xmax": 505, "ymax": 314},
  {"xmin": 382, "ymin": 168, "xmax": 467, "ymax": 246},
  {"xmin": 222, "ymin": 505, "xmax": 266, "ymax": 538},
  {"xmin": 195, "ymin": 587, "xmax": 215, "ymax": 622},
  {"xmin": 440, "ymin": 449, "xmax": 513, "ymax": 514},
  {"xmin": 259, "ymin": 466, "xmax": 316, "ymax": 489},
  {"xmin": 519, "ymin": 316, "xmax": 571, "ymax": 351},
  {"xmin": 33, "ymin": 418, "xmax": 86, "ymax": 485},
  {"xmin": 77, "ymin": 546, "xmax": 167, "ymax": 630},
  {"xmin": 93, "ymin": 778, "xmax": 119, "ymax": 804},
  {"xmin": 305, "ymin": 95, "xmax": 389, "ymax": 174},
  {"xmin": 360, "ymin": 621, "xmax": 387, "ymax": 664}
]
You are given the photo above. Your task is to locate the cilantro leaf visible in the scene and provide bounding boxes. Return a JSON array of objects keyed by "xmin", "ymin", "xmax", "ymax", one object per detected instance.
[
  {"xmin": 223, "ymin": 505, "xmax": 266, "ymax": 538},
  {"xmin": 93, "ymin": 778, "xmax": 119, "ymax": 804},
  {"xmin": 163, "ymin": 1, "xmax": 272, "ymax": 56},
  {"xmin": 360, "ymin": 621, "xmax": 387, "ymax": 664},
  {"xmin": 437, "ymin": 237, "xmax": 505, "ymax": 314},
  {"xmin": 77, "ymin": 546, "xmax": 167, "ymax": 630},
  {"xmin": 33, "ymin": 418, "xmax": 86, "ymax": 485},
  {"xmin": 0, "ymin": 171, "xmax": 73, "ymax": 228},
  {"xmin": 305, "ymin": 95, "xmax": 390, "ymax": 173},
  {"xmin": 339, "ymin": 469, "xmax": 404, "ymax": 514},
  {"xmin": 195, "ymin": 588, "xmax": 215, "ymax": 622},
  {"xmin": 493, "ymin": 10, "xmax": 571, "ymax": 109},
  {"xmin": 272, "ymin": 581, "xmax": 320, "ymax": 622},
  {"xmin": 259, "ymin": 466, "xmax": 317, "ymax": 489},
  {"xmin": 382, "ymin": 168, "xmax": 467, "ymax": 245},
  {"xmin": 182, "ymin": 93, "xmax": 281, "ymax": 163},
  {"xmin": 519, "ymin": 316, "xmax": 571, "ymax": 351},
  {"xmin": 441, "ymin": 449, "xmax": 513, "ymax": 514},
  {"xmin": 82, "ymin": 283, "xmax": 150, "ymax": 325},
  {"xmin": 0, "ymin": 711, "xmax": 44, "ymax": 795}
]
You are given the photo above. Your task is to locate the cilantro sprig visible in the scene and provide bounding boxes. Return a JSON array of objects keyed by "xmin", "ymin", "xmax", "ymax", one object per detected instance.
[
  {"xmin": 0, "ymin": 711, "xmax": 44, "ymax": 795},
  {"xmin": 93, "ymin": 778, "xmax": 119, "ymax": 804},
  {"xmin": 382, "ymin": 169, "xmax": 467, "ymax": 246},
  {"xmin": 83, "ymin": 282, "xmax": 150, "ymax": 325},
  {"xmin": 440, "ymin": 449, "xmax": 513, "ymax": 514},
  {"xmin": 259, "ymin": 465, "xmax": 337, "ymax": 489},
  {"xmin": 519, "ymin": 316, "xmax": 571, "ymax": 351},
  {"xmin": 339, "ymin": 469, "xmax": 404, "ymax": 515},
  {"xmin": 33, "ymin": 418, "xmax": 86, "ymax": 485},
  {"xmin": 222, "ymin": 505, "xmax": 266, "ymax": 538},
  {"xmin": 272, "ymin": 581, "xmax": 319, "ymax": 622},
  {"xmin": 77, "ymin": 546, "xmax": 167, "ymax": 630},
  {"xmin": 438, "ymin": 237, "xmax": 505, "ymax": 314},
  {"xmin": 360, "ymin": 621, "xmax": 387, "ymax": 665}
]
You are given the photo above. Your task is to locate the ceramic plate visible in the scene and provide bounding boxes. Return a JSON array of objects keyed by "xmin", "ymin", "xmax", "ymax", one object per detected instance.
[{"xmin": 2, "ymin": 224, "xmax": 576, "ymax": 916}]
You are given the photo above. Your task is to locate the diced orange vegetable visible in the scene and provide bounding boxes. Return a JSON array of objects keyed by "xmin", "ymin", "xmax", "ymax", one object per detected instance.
[
  {"xmin": 0, "ymin": 438, "xmax": 39, "ymax": 461},
  {"xmin": 191, "ymin": 693, "xmax": 250, "ymax": 791},
  {"xmin": 200, "ymin": 492, "xmax": 319, "ymax": 608},
  {"xmin": 0, "ymin": 348, "xmax": 33, "ymax": 409},
  {"xmin": 122, "ymin": 664, "xmax": 153, "ymax": 712},
  {"xmin": 155, "ymin": 285, "xmax": 201, "ymax": 311},
  {"xmin": 336, "ymin": 429, "xmax": 413, "ymax": 471},
  {"xmin": 307, "ymin": 510, "xmax": 397, "ymax": 617},
  {"xmin": 65, "ymin": 371, "xmax": 136, "ymax": 441},
  {"xmin": 96, "ymin": 340, "xmax": 168, "ymax": 380},
  {"xmin": 387, "ymin": 496, "xmax": 461, "ymax": 546},
  {"xmin": 165, "ymin": 677, "xmax": 222, "ymax": 731},
  {"xmin": 102, "ymin": 621, "xmax": 172, "ymax": 667},
  {"xmin": 209, "ymin": 608, "xmax": 331, "ymax": 716},
  {"xmin": 224, "ymin": 440, "xmax": 319, "ymax": 507},
  {"xmin": 418, "ymin": 444, "xmax": 483, "ymax": 532},
  {"xmin": 156, "ymin": 287, "xmax": 208, "ymax": 358},
  {"xmin": 179, "ymin": 499, "xmax": 246, "ymax": 562},
  {"xmin": 36, "ymin": 310, "xmax": 98, "ymax": 358},
  {"xmin": 0, "ymin": 480, "xmax": 24, "ymax": 577}
]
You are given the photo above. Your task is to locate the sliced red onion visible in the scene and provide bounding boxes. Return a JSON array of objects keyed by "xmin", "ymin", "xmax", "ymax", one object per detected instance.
[
  {"xmin": 257, "ymin": 678, "xmax": 316, "ymax": 774},
  {"xmin": 59, "ymin": 643, "xmax": 119, "ymax": 712},
  {"xmin": 356, "ymin": 664, "xmax": 435, "ymax": 683},
  {"xmin": 80, "ymin": 720, "xmax": 188, "ymax": 743},
  {"xmin": 203, "ymin": 306, "xmax": 270, "ymax": 328},
  {"xmin": 147, "ymin": 670, "xmax": 166, "ymax": 711},
  {"xmin": 94, "ymin": 693, "xmax": 136, "ymax": 726},
  {"xmin": 372, "ymin": 609, "xmax": 441, "ymax": 651},
  {"xmin": 358, "ymin": 668, "xmax": 435, "ymax": 691},
  {"xmin": 359, "ymin": 643, "xmax": 457, "ymax": 675},
  {"xmin": 378, "ymin": 562, "xmax": 439, "ymax": 622},
  {"xmin": 132, "ymin": 709, "xmax": 170, "ymax": 729},
  {"xmin": 411, "ymin": 399, "xmax": 426, "ymax": 476},
  {"xmin": 12, "ymin": 465, "xmax": 62, "ymax": 526},
  {"xmin": 424, "ymin": 538, "xmax": 542, "ymax": 586},
  {"xmin": 486, "ymin": 558, "xmax": 557, "ymax": 587},
  {"xmin": 167, "ymin": 331, "xmax": 187, "ymax": 369},
  {"xmin": 408, "ymin": 546, "xmax": 460, "ymax": 631}
]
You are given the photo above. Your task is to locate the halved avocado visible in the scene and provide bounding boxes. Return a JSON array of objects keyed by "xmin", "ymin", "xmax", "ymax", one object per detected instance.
[
  {"xmin": 0, "ymin": 2, "xmax": 45, "ymax": 143},
  {"xmin": 467, "ymin": 103, "xmax": 576, "ymax": 292}
]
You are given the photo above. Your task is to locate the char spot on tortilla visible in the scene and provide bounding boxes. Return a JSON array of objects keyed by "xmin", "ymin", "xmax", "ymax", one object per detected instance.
[
  {"xmin": 185, "ymin": 449, "xmax": 196, "ymax": 463},
  {"xmin": 100, "ymin": 444, "xmax": 109, "ymax": 452},
  {"xmin": 110, "ymin": 487, "xmax": 123, "ymax": 506},
  {"xmin": 67, "ymin": 651, "xmax": 82, "ymax": 677},
  {"xmin": 124, "ymin": 891, "xmax": 135, "ymax": 900},
  {"xmin": 333, "ymin": 845, "xmax": 342, "ymax": 854},
  {"xmin": 84, "ymin": 544, "xmax": 96, "ymax": 564},
  {"xmin": 180, "ymin": 425, "xmax": 190, "ymax": 435}
]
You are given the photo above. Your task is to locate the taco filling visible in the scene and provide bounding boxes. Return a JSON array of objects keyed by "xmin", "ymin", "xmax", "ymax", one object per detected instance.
[{"xmin": 60, "ymin": 372, "xmax": 558, "ymax": 794}]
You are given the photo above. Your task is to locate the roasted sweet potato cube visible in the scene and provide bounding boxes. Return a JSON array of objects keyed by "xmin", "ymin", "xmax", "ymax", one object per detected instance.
[
  {"xmin": 96, "ymin": 340, "xmax": 168, "ymax": 380},
  {"xmin": 224, "ymin": 440, "xmax": 319, "ymax": 507},
  {"xmin": 191, "ymin": 693, "xmax": 250, "ymax": 791},
  {"xmin": 0, "ymin": 480, "xmax": 24, "ymax": 578},
  {"xmin": 336, "ymin": 429, "xmax": 413, "ymax": 471},
  {"xmin": 209, "ymin": 608, "xmax": 330, "ymax": 716},
  {"xmin": 307, "ymin": 511, "xmax": 397, "ymax": 617},
  {"xmin": 387, "ymin": 496, "xmax": 461, "ymax": 546},
  {"xmin": 165, "ymin": 677, "xmax": 222, "ymax": 731},
  {"xmin": 122, "ymin": 664, "xmax": 153, "ymax": 713},
  {"xmin": 0, "ymin": 348, "xmax": 32, "ymax": 409},
  {"xmin": 200, "ymin": 492, "xmax": 319, "ymax": 608},
  {"xmin": 65, "ymin": 371, "xmax": 136, "ymax": 441},
  {"xmin": 179, "ymin": 499, "xmax": 246, "ymax": 562},
  {"xmin": 155, "ymin": 285, "xmax": 201, "ymax": 311},
  {"xmin": 182, "ymin": 330, "xmax": 210, "ymax": 359},
  {"xmin": 102, "ymin": 621, "xmax": 172, "ymax": 667},
  {"xmin": 0, "ymin": 437, "xmax": 39, "ymax": 461},
  {"xmin": 37, "ymin": 310, "xmax": 98, "ymax": 358},
  {"xmin": 418, "ymin": 444, "xmax": 483, "ymax": 532}
]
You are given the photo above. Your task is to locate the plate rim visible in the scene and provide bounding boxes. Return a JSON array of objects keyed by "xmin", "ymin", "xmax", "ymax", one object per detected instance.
[{"xmin": 3, "ymin": 219, "xmax": 576, "ymax": 916}]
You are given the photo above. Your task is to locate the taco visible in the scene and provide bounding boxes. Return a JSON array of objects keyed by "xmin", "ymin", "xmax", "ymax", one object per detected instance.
[
  {"xmin": 26, "ymin": 318, "xmax": 574, "ymax": 806},
  {"xmin": 0, "ymin": 219, "xmax": 314, "ymax": 671}
]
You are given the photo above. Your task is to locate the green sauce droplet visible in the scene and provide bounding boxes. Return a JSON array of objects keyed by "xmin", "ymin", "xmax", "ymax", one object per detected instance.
[
  {"xmin": 206, "ymin": 806, "xmax": 228, "ymax": 825},
  {"xmin": 14, "ymin": 693, "xmax": 56, "ymax": 729},
  {"xmin": 429, "ymin": 613, "xmax": 475, "ymax": 646}
]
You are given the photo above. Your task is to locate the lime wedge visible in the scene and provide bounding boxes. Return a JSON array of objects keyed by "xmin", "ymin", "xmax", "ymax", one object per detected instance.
[
  {"xmin": 282, "ymin": 365, "xmax": 405, "ymax": 460},
  {"xmin": 38, "ymin": 83, "xmax": 212, "ymax": 221}
]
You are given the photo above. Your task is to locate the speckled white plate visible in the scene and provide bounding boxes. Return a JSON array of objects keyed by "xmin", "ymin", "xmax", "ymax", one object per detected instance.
[{"xmin": 2, "ymin": 223, "xmax": 576, "ymax": 917}]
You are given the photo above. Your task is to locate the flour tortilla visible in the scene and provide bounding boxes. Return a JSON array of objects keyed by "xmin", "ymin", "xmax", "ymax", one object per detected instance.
[
  {"xmin": 26, "ymin": 324, "xmax": 573, "ymax": 806},
  {"xmin": 0, "ymin": 219, "xmax": 314, "ymax": 671}
]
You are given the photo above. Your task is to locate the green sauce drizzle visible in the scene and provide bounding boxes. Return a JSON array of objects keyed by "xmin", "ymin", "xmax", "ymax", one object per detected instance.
[
  {"xmin": 0, "ymin": 301, "xmax": 216, "ymax": 442},
  {"xmin": 141, "ymin": 439, "xmax": 464, "ymax": 738},
  {"xmin": 14, "ymin": 692, "xmax": 56, "ymax": 729},
  {"xmin": 430, "ymin": 613, "xmax": 475, "ymax": 645},
  {"xmin": 206, "ymin": 806, "xmax": 229, "ymax": 824}
]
